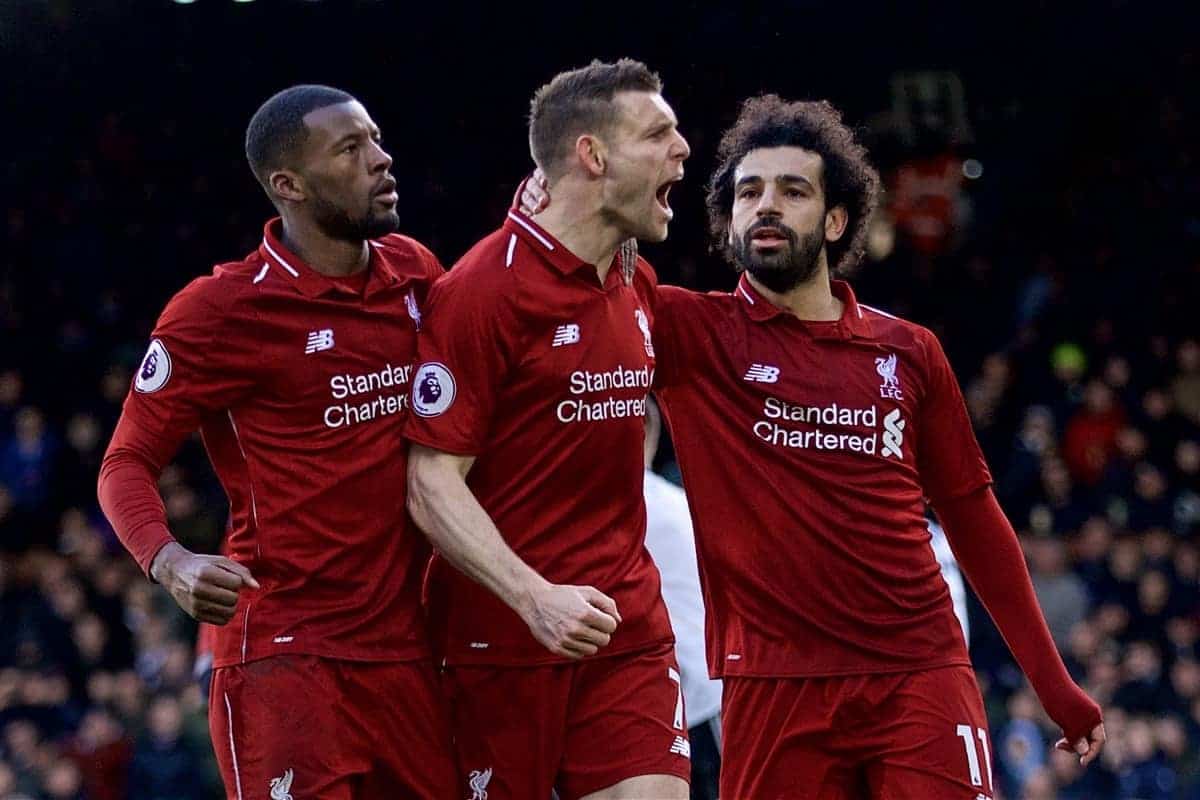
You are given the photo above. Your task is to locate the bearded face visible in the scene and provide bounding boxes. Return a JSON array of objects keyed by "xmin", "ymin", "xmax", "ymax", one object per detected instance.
[
  {"xmin": 726, "ymin": 146, "xmax": 844, "ymax": 293},
  {"xmin": 730, "ymin": 214, "xmax": 827, "ymax": 293},
  {"xmin": 307, "ymin": 187, "xmax": 399, "ymax": 242}
]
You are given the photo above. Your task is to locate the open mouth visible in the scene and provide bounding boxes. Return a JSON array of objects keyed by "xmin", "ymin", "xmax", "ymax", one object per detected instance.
[{"xmin": 655, "ymin": 176, "xmax": 682, "ymax": 217}]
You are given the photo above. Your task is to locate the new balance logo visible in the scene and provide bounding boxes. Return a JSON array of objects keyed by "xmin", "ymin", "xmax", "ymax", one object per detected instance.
[
  {"xmin": 268, "ymin": 768, "xmax": 294, "ymax": 800},
  {"xmin": 552, "ymin": 324, "xmax": 580, "ymax": 347},
  {"xmin": 744, "ymin": 364, "xmax": 780, "ymax": 383},
  {"xmin": 670, "ymin": 736, "xmax": 691, "ymax": 758},
  {"xmin": 975, "ymin": 795, "xmax": 992, "ymax": 800},
  {"xmin": 305, "ymin": 329, "xmax": 334, "ymax": 354},
  {"xmin": 467, "ymin": 767, "xmax": 492, "ymax": 800}
]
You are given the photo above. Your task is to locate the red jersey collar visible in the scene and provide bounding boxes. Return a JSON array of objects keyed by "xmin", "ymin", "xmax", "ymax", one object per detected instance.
[
  {"xmin": 735, "ymin": 274, "xmax": 874, "ymax": 339},
  {"xmin": 258, "ymin": 218, "xmax": 403, "ymax": 298},
  {"xmin": 502, "ymin": 212, "xmax": 624, "ymax": 287}
]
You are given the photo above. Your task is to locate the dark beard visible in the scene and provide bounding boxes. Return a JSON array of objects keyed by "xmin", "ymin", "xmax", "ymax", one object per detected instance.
[
  {"xmin": 732, "ymin": 218, "xmax": 826, "ymax": 293},
  {"xmin": 310, "ymin": 192, "xmax": 399, "ymax": 242}
]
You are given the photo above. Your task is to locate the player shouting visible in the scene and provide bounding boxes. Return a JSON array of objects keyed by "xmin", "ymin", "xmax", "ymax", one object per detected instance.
[{"xmin": 405, "ymin": 60, "xmax": 692, "ymax": 800}]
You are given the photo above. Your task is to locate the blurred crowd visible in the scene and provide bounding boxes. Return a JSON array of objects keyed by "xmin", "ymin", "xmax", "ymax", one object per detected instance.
[{"xmin": 4, "ymin": 4, "xmax": 1199, "ymax": 798}]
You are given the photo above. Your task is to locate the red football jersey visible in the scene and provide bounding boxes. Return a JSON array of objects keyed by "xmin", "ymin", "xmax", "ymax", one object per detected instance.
[
  {"xmin": 404, "ymin": 212, "xmax": 672, "ymax": 666},
  {"xmin": 102, "ymin": 219, "xmax": 441, "ymax": 667},
  {"xmin": 653, "ymin": 276, "xmax": 992, "ymax": 678}
]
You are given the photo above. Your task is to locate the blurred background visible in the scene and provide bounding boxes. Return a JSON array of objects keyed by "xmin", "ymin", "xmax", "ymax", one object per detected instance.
[{"xmin": 2, "ymin": 1, "xmax": 1198, "ymax": 798}]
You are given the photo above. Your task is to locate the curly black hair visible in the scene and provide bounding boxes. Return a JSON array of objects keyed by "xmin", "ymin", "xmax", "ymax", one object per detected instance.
[{"xmin": 706, "ymin": 95, "xmax": 881, "ymax": 276}]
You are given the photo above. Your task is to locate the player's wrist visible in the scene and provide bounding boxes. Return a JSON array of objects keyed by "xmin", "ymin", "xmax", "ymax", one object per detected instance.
[
  {"xmin": 149, "ymin": 541, "xmax": 188, "ymax": 584},
  {"xmin": 1045, "ymin": 683, "xmax": 1102, "ymax": 741},
  {"xmin": 510, "ymin": 573, "xmax": 554, "ymax": 620}
]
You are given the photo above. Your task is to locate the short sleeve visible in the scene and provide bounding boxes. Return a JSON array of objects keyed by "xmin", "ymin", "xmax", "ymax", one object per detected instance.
[
  {"xmin": 112, "ymin": 279, "xmax": 258, "ymax": 470},
  {"xmin": 404, "ymin": 273, "xmax": 517, "ymax": 455},
  {"xmin": 915, "ymin": 329, "xmax": 993, "ymax": 507}
]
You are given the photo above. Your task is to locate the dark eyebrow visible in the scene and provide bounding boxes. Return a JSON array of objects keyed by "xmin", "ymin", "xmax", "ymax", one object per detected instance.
[
  {"xmin": 734, "ymin": 175, "xmax": 763, "ymax": 189},
  {"xmin": 330, "ymin": 131, "xmax": 363, "ymax": 150},
  {"xmin": 330, "ymin": 126, "xmax": 379, "ymax": 151},
  {"xmin": 777, "ymin": 174, "xmax": 815, "ymax": 188}
]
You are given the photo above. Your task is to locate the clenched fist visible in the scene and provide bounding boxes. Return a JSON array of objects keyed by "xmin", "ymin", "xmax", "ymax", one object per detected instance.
[
  {"xmin": 150, "ymin": 542, "xmax": 260, "ymax": 625},
  {"xmin": 522, "ymin": 583, "xmax": 621, "ymax": 659}
]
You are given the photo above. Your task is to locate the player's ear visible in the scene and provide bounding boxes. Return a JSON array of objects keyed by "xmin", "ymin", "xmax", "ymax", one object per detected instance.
[
  {"xmin": 575, "ymin": 134, "xmax": 606, "ymax": 177},
  {"xmin": 824, "ymin": 205, "xmax": 849, "ymax": 243},
  {"xmin": 270, "ymin": 169, "xmax": 306, "ymax": 204}
]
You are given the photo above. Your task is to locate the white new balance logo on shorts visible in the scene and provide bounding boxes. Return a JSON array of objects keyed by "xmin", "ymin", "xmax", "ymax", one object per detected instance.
[
  {"xmin": 743, "ymin": 364, "xmax": 780, "ymax": 383},
  {"xmin": 552, "ymin": 324, "xmax": 580, "ymax": 347},
  {"xmin": 305, "ymin": 329, "xmax": 334, "ymax": 354},
  {"xmin": 670, "ymin": 736, "xmax": 691, "ymax": 758}
]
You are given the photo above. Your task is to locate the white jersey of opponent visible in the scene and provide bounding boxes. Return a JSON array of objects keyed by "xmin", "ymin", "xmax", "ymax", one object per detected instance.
[
  {"xmin": 928, "ymin": 519, "xmax": 970, "ymax": 646},
  {"xmin": 644, "ymin": 469, "xmax": 723, "ymax": 727}
]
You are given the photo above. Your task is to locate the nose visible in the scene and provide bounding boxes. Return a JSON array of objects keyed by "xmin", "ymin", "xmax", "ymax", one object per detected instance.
[
  {"xmin": 672, "ymin": 130, "xmax": 691, "ymax": 162},
  {"xmin": 369, "ymin": 139, "xmax": 393, "ymax": 174},
  {"xmin": 755, "ymin": 184, "xmax": 781, "ymax": 217}
]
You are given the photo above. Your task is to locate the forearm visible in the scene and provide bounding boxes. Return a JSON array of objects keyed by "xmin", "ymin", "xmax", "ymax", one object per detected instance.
[
  {"xmin": 407, "ymin": 452, "xmax": 548, "ymax": 617},
  {"xmin": 97, "ymin": 446, "xmax": 176, "ymax": 576},
  {"xmin": 935, "ymin": 487, "xmax": 1101, "ymax": 741}
]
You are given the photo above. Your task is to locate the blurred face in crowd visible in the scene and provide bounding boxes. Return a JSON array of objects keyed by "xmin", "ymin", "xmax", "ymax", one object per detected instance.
[
  {"xmin": 43, "ymin": 760, "xmax": 83, "ymax": 799},
  {"xmin": 597, "ymin": 91, "xmax": 689, "ymax": 243},
  {"xmin": 728, "ymin": 146, "xmax": 847, "ymax": 293},
  {"xmin": 275, "ymin": 101, "xmax": 398, "ymax": 242},
  {"xmin": 148, "ymin": 696, "xmax": 183, "ymax": 742},
  {"xmin": 1125, "ymin": 641, "xmax": 1162, "ymax": 680}
]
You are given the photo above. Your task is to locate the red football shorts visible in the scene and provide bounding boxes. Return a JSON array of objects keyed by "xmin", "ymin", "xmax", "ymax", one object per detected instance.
[
  {"xmin": 209, "ymin": 655, "xmax": 456, "ymax": 800},
  {"xmin": 721, "ymin": 665, "xmax": 996, "ymax": 800},
  {"xmin": 443, "ymin": 641, "xmax": 692, "ymax": 799}
]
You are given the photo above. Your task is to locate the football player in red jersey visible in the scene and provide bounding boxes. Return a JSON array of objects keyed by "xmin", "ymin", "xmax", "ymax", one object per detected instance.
[
  {"xmin": 405, "ymin": 60, "xmax": 692, "ymax": 800},
  {"xmin": 522, "ymin": 94, "xmax": 1104, "ymax": 799},
  {"xmin": 98, "ymin": 85, "xmax": 456, "ymax": 799}
]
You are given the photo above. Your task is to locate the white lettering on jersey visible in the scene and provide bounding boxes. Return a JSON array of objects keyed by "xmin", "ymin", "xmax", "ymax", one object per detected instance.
[
  {"xmin": 324, "ymin": 364, "xmax": 413, "ymax": 430},
  {"xmin": 134, "ymin": 339, "xmax": 172, "ymax": 393},
  {"xmin": 552, "ymin": 323, "xmax": 580, "ymax": 347},
  {"xmin": 557, "ymin": 365, "xmax": 653, "ymax": 424},
  {"xmin": 744, "ymin": 363, "xmax": 780, "ymax": 383},
  {"xmin": 305, "ymin": 329, "xmax": 335, "ymax": 354},
  {"xmin": 752, "ymin": 397, "xmax": 909, "ymax": 460}
]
